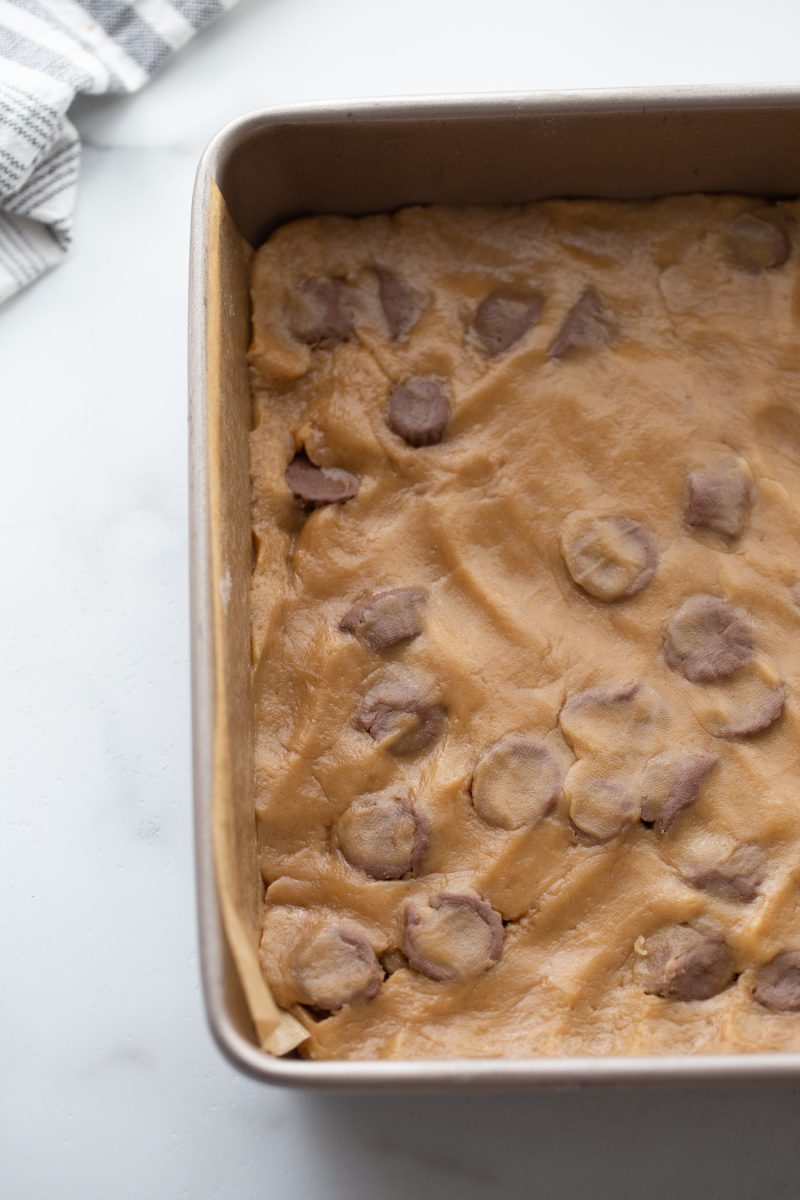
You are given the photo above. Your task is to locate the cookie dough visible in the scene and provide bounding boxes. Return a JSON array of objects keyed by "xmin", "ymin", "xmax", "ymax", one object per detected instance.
[{"xmin": 248, "ymin": 196, "xmax": 800, "ymax": 1060}]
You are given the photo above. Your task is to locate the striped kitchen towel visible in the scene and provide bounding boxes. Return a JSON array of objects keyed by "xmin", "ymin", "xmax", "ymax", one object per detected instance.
[{"xmin": 0, "ymin": 0, "xmax": 238, "ymax": 304}]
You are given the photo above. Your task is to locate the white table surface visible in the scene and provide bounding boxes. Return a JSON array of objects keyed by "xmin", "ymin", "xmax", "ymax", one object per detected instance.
[{"xmin": 4, "ymin": 1, "xmax": 800, "ymax": 1195}]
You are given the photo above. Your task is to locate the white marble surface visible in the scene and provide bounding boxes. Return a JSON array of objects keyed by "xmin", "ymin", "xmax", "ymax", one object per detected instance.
[{"xmin": 4, "ymin": 0, "xmax": 800, "ymax": 1195}]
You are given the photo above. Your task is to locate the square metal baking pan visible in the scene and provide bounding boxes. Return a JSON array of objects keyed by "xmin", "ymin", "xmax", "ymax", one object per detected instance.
[{"xmin": 189, "ymin": 85, "xmax": 800, "ymax": 1089}]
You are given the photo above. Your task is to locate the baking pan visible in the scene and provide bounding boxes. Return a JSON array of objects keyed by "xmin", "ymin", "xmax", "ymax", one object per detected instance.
[{"xmin": 189, "ymin": 86, "xmax": 800, "ymax": 1088}]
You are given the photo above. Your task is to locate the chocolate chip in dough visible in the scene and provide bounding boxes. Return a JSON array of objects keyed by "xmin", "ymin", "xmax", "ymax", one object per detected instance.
[
  {"xmin": 473, "ymin": 288, "xmax": 544, "ymax": 358},
  {"xmin": 560, "ymin": 681, "xmax": 665, "ymax": 759},
  {"xmin": 339, "ymin": 588, "xmax": 427, "ymax": 652},
  {"xmin": 403, "ymin": 892, "xmax": 504, "ymax": 982},
  {"xmin": 727, "ymin": 691, "xmax": 785, "ymax": 738},
  {"xmin": 753, "ymin": 952, "xmax": 800, "ymax": 1012},
  {"xmin": 706, "ymin": 669, "xmax": 786, "ymax": 739},
  {"xmin": 285, "ymin": 452, "xmax": 359, "ymax": 508},
  {"xmin": 560, "ymin": 513, "xmax": 658, "ymax": 602},
  {"xmin": 288, "ymin": 278, "xmax": 354, "ymax": 344},
  {"xmin": 663, "ymin": 595, "xmax": 755, "ymax": 683},
  {"xmin": 292, "ymin": 927, "xmax": 382, "ymax": 1011},
  {"xmin": 685, "ymin": 845, "xmax": 765, "ymax": 903},
  {"xmin": 356, "ymin": 680, "xmax": 446, "ymax": 757},
  {"xmin": 727, "ymin": 214, "xmax": 791, "ymax": 274},
  {"xmin": 471, "ymin": 736, "xmax": 562, "ymax": 830},
  {"xmin": 386, "ymin": 377, "xmax": 450, "ymax": 447},
  {"xmin": 640, "ymin": 926, "xmax": 735, "ymax": 1001},
  {"xmin": 549, "ymin": 286, "xmax": 617, "ymax": 359},
  {"xmin": 640, "ymin": 750, "xmax": 718, "ymax": 835},
  {"xmin": 685, "ymin": 460, "xmax": 751, "ymax": 544},
  {"xmin": 337, "ymin": 795, "xmax": 429, "ymax": 879},
  {"xmin": 376, "ymin": 268, "xmax": 419, "ymax": 340},
  {"xmin": 681, "ymin": 646, "xmax": 785, "ymax": 740},
  {"xmin": 567, "ymin": 773, "xmax": 641, "ymax": 843}
]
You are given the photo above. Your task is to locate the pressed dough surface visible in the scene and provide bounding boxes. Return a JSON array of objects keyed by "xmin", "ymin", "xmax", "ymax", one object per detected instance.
[{"xmin": 248, "ymin": 196, "xmax": 800, "ymax": 1059}]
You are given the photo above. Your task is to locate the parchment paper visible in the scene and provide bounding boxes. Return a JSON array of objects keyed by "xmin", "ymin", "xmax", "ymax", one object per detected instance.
[{"xmin": 206, "ymin": 179, "xmax": 307, "ymax": 1056}]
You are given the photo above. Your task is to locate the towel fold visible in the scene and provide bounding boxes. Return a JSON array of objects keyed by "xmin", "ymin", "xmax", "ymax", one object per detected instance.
[{"xmin": 0, "ymin": 0, "xmax": 236, "ymax": 303}]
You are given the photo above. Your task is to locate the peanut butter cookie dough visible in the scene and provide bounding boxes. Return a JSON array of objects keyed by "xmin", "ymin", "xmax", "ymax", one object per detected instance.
[{"xmin": 248, "ymin": 196, "xmax": 800, "ymax": 1060}]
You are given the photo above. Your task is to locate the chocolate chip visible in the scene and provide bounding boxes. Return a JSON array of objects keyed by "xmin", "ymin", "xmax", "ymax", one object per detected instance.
[
  {"xmin": 727, "ymin": 214, "xmax": 791, "ymax": 274},
  {"xmin": 688, "ymin": 868, "xmax": 759, "ymax": 902},
  {"xmin": 471, "ymin": 736, "xmax": 562, "ymax": 830},
  {"xmin": 288, "ymin": 278, "xmax": 354, "ymax": 344},
  {"xmin": 685, "ymin": 461, "xmax": 751, "ymax": 544},
  {"xmin": 292, "ymin": 927, "xmax": 382, "ymax": 1011},
  {"xmin": 712, "ymin": 679, "xmax": 786, "ymax": 739},
  {"xmin": 339, "ymin": 588, "xmax": 427, "ymax": 652},
  {"xmin": 640, "ymin": 926, "xmax": 735, "ymax": 1001},
  {"xmin": 403, "ymin": 892, "xmax": 504, "ymax": 982},
  {"xmin": 685, "ymin": 845, "xmax": 765, "ymax": 903},
  {"xmin": 753, "ymin": 952, "xmax": 800, "ymax": 1012},
  {"xmin": 473, "ymin": 288, "xmax": 544, "ymax": 357},
  {"xmin": 560, "ymin": 514, "xmax": 657, "ymax": 602},
  {"xmin": 562, "ymin": 679, "xmax": 647, "ymax": 717},
  {"xmin": 376, "ymin": 268, "xmax": 419, "ymax": 340},
  {"xmin": 285, "ymin": 452, "xmax": 359, "ymax": 508},
  {"xmin": 336, "ymin": 795, "xmax": 429, "ymax": 879},
  {"xmin": 567, "ymin": 773, "xmax": 641, "ymax": 842},
  {"xmin": 560, "ymin": 681, "xmax": 665, "ymax": 759},
  {"xmin": 549, "ymin": 286, "xmax": 617, "ymax": 359},
  {"xmin": 640, "ymin": 750, "xmax": 717, "ymax": 835},
  {"xmin": 386, "ymin": 377, "xmax": 450, "ymax": 447},
  {"xmin": 356, "ymin": 680, "xmax": 446, "ymax": 757},
  {"xmin": 663, "ymin": 595, "xmax": 755, "ymax": 683}
]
